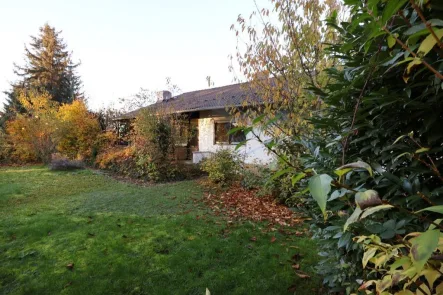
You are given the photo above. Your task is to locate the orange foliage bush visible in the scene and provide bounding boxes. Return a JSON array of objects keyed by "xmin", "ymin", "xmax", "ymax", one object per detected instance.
[
  {"xmin": 95, "ymin": 146, "xmax": 140, "ymax": 177},
  {"xmin": 6, "ymin": 90, "xmax": 102, "ymax": 163},
  {"xmin": 56, "ymin": 100, "xmax": 101, "ymax": 160},
  {"xmin": 6, "ymin": 91, "xmax": 58, "ymax": 163}
]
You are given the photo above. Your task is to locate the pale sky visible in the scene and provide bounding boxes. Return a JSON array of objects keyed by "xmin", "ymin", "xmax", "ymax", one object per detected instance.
[{"xmin": 0, "ymin": 0, "xmax": 270, "ymax": 110}]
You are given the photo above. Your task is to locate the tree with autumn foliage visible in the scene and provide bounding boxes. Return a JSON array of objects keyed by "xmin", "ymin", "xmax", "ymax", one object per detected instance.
[
  {"xmin": 229, "ymin": 0, "xmax": 344, "ymax": 205},
  {"xmin": 229, "ymin": 0, "xmax": 344, "ymax": 169},
  {"xmin": 4, "ymin": 23, "xmax": 83, "ymax": 117},
  {"xmin": 6, "ymin": 90, "xmax": 59, "ymax": 163},
  {"xmin": 5, "ymin": 90, "xmax": 100, "ymax": 163}
]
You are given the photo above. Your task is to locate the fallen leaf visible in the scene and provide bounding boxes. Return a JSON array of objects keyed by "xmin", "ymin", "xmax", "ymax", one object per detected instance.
[
  {"xmin": 295, "ymin": 271, "xmax": 310, "ymax": 279},
  {"xmin": 250, "ymin": 236, "xmax": 257, "ymax": 242},
  {"xmin": 292, "ymin": 264, "xmax": 300, "ymax": 269},
  {"xmin": 200, "ymin": 185, "xmax": 304, "ymax": 228},
  {"xmin": 271, "ymin": 236, "xmax": 277, "ymax": 243},
  {"xmin": 66, "ymin": 263, "xmax": 74, "ymax": 270}
]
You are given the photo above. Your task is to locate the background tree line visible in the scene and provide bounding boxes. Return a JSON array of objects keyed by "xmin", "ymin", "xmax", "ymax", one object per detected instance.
[{"xmin": 0, "ymin": 24, "xmax": 104, "ymax": 164}]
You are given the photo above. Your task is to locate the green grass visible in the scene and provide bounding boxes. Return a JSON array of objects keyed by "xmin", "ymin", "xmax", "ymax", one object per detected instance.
[{"xmin": 0, "ymin": 166, "xmax": 320, "ymax": 295}]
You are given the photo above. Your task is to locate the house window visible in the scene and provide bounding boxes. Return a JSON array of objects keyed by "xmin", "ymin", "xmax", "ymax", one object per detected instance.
[{"xmin": 214, "ymin": 122, "xmax": 246, "ymax": 144}]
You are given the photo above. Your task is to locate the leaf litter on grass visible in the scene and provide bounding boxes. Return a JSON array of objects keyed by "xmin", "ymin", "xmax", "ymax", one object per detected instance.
[
  {"xmin": 200, "ymin": 184, "xmax": 316, "ymax": 290},
  {"xmin": 202, "ymin": 185, "xmax": 305, "ymax": 228}
]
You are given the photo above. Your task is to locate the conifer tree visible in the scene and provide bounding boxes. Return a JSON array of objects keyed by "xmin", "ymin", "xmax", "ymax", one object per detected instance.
[{"xmin": 4, "ymin": 23, "xmax": 83, "ymax": 115}]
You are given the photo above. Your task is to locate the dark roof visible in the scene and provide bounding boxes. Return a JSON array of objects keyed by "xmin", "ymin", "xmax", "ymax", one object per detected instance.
[{"xmin": 115, "ymin": 82, "xmax": 262, "ymax": 120}]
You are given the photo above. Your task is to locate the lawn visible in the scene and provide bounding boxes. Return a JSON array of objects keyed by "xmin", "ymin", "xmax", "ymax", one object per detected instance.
[{"xmin": 0, "ymin": 166, "xmax": 320, "ymax": 295}]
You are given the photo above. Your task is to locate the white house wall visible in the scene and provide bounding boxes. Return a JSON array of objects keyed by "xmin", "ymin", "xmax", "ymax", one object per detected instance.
[{"xmin": 196, "ymin": 110, "xmax": 274, "ymax": 165}]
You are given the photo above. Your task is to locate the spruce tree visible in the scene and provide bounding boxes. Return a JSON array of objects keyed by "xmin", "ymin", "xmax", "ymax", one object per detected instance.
[{"xmin": 4, "ymin": 23, "xmax": 83, "ymax": 115}]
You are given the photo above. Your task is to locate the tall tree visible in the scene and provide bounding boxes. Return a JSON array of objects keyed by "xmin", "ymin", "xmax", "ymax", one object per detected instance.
[
  {"xmin": 4, "ymin": 23, "xmax": 83, "ymax": 115},
  {"xmin": 230, "ymin": 0, "xmax": 344, "ymax": 168}
]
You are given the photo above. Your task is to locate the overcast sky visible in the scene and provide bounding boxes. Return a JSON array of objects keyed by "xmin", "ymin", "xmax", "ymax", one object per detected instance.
[{"xmin": 0, "ymin": 0, "xmax": 270, "ymax": 110}]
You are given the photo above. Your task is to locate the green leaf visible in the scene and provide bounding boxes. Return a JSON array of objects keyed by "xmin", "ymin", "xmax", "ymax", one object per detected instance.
[
  {"xmin": 362, "ymin": 247, "xmax": 377, "ymax": 268},
  {"xmin": 417, "ymin": 205, "xmax": 443, "ymax": 214},
  {"xmin": 334, "ymin": 168, "xmax": 353, "ymax": 177},
  {"xmin": 328, "ymin": 188, "xmax": 348, "ymax": 201},
  {"xmin": 382, "ymin": 0, "xmax": 408, "ymax": 24},
  {"xmin": 393, "ymin": 152, "xmax": 411, "ymax": 162},
  {"xmin": 367, "ymin": 0, "xmax": 380, "ymax": 17},
  {"xmin": 252, "ymin": 114, "xmax": 265, "ymax": 125},
  {"xmin": 404, "ymin": 19, "xmax": 443, "ymax": 36},
  {"xmin": 429, "ymin": 219, "xmax": 443, "ymax": 230},
  {"xmin": 404, "ymin": 23, "xmax": 427, "ymax": 36},
  {"xmin": 344, "ymin": 207, "xmax": 362, "ymax": 231},
  {"xmin": 393, "ymin": 134, "xmax": 406, "ymax": 145},
  {"xmin": 389, "ymin": 257, "xmax": 410, "ymax": 271},
  {"xmin": 291, "ymin": 172, "xmax": 306, "ymax": 186},
  {"xmin": 338, "ymin": 231, "xmax": 352, "ymax": 248},
  {"xmin": 271, "ymin": 168, "xmax": 292, "ymax": 180},
  {"xmin": 381, "ymin": 51, "xmax": 404, "ymax": 66},
  {"xmin": 360, "ymin": 204, "xmax": 394, "ymax": 219},
  {"xmin": 403, "ymin": 58, "xmax": 422, "ymax": 83},
  {"xmin": 387, "ymin": 34, "xmax": 397, "ymax": 48},
  {"xmin": 355, "ymin": 190, "xmax": 382, "ymax": 209},
  {"xmin": 383, "ymin": 172, "xmax": 402, "ymax": 185},
  {"xmin": 422, "ymin": 268, "xmax": 441, "ymax": 289},
  {"xmin": 234, "ymin": 140, "xmax": 247, "ymax": 151},
  {"xmin": 227, "ymin": 126, "xmax": 243, "ymax": 135},
  {"xmin": 308, "ymin": 174, "xmax": 333, "ymax": 218},
  {"xmin": 263, "ymin": 116, "xmax": 281, "ymax": 128},
  {"xmin": 417, "ymin": 29, "xmax": 443, "ymax": 56},
  {"xmin": 410, "ymin": 229, "xmax": 439, "ymax": 272},
  {"xmin": 415, "ymin": 147, "xmax": 430, "ymax": 154},
  {"xmin": 337, "ymin": 161, "xmax": 373, "ymax": 176}
]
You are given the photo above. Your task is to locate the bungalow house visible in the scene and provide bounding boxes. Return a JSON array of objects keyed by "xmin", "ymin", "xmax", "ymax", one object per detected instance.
[{"xmin": 115, "ymin": 82, "xmax": 274, "ymax": 164}]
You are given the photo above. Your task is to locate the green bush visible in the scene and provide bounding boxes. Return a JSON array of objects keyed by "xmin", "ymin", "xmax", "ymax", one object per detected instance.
[
  {"xmin": 133, "ymin": 108, "xmax": 194, "ymax": 182},
  {"xmin": 294, "ymin": 1, "xmax": 443, "ymax": 293},
  {"xmin": 200, "ymin": 149, "xmax": 241, "ymax": 185},
  {"xmin": 241, "ymin": 166, "xmax": 267, "ymax": 190}
]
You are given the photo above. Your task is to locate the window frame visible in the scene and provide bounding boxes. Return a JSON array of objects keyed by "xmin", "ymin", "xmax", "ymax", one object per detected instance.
[{"xmin": 213, "ymin": 121, "xmax": 246, "ymax": 145}]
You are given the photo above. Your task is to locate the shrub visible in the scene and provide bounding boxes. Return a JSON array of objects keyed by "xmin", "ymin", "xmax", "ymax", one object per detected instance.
[
  {"xmin": 292, "ymin": 1, "xmax": 443, "ymax": 293},
  {"xmin": 95, "ymin": 146, "xmax": 203, "ymax": 182},
  {"xmin": 134, "ymin": 107, "xmax": 193, "ymax": 182},
  {"xmin": 95, "ymin": 146, "xmax": 139, "ymax": 177},
  {"xmin": 6, "ymin": 90, "xmax": 58, "ymax": 163},
  {"xmin": 241, "ymin": 168, "xmax": 264, "ymax": 190},
  {"xmin": 240, "ymin": 165, "xmax": 275, "ymax": 195},
  {"xmin": 201, "ymin": 149, "xmax": 241, "ymax": 185},
  {"xmin": 5, "ymin": 91, "xmax": 102, "ymax": 164},
  {"xmin": 49, "ymin": 156, "xmax": 85, "ymax": 171},
  {"xmin": 56, "ymin": 100, "xmax": 101, "ymax": 160}
]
